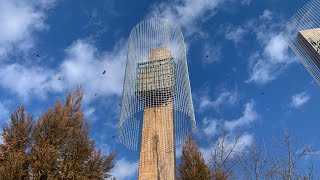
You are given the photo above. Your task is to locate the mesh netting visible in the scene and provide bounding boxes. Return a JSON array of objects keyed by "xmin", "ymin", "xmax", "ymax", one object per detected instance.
[
  {"xmin": 283, "ymin": 0, "xmax": 320, "ymax": 85},
  {"xmin": 118, "ymin": 18, "xmax": 196, "ymax": 151}
]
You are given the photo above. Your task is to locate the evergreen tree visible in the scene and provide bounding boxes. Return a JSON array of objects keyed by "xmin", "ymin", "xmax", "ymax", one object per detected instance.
[
  {"xmin": 30, "ymin": 86, "xmax": 116, "ymax": 179},
  {"xmin": 0, "ymin": 86, "xmax": 116, "ymax": 179},
  {"xmin": 30, "ymin": 99, "xmax": 68, "ymax": 179},
  {"xmin": 177, "ymin": 136, "xmax": 211, "ymax": 180},
  {"xmin": 0, "ymin": 106, "xmax": 33, "ymax": 179}
]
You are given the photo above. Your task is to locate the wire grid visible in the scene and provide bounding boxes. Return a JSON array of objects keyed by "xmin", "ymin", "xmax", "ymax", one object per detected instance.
[
  {"xmin": 283, "ymin": 0, "xmax": 320, "ymax": 85},
  {"xmin": 118, "ymin": 18, "xmax": 196, "ymax": 151}
]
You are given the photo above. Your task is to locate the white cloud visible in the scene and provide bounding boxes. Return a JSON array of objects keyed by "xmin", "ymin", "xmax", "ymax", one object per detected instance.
[
  {"xmin": 225, "ymin": 26, "xmax": 248, "ymax": 44},
  {"xmin": 224, "ymin": 10, "xmax": 294, "ymax": 84},
  {"xmin": 227, "ymin": 133, "xmax": 253, "ymax": 155},
  {"xmin": 0, "ymin": 0, "xmax": 126, "ymax": 102},
  {"xmin": 247, "ymin": 54, "xmax": 275, "ymax": 84},
  {"xmin": 203, "ymin": 117, "xmax": 218, "ymax": 136},
  {"xmin": 259, "ymin": 9, "xmax": 272, "ymax": 20},
  {"xmin": 148, "ymin": 0, "xmax": 251, "ymax": 66},
  {"xmin": 59, "ymin": 39, "xmax": 126, "ymax": 101},
  {"xmin": 290, "ymin": 92, "xmax": 310, "ymax": 108},
  {"xmin": 200, "ymin": 133, "xmax": 254, "ymax": 162},
  {"xmin": 224, "ymin": 100, "xmax": 258, "ymax": 131},
  {"xmin": 0, "ymin": 0, "xmax": 61, "ymax": 100},
  {"xmin": 199, "ymin": 89, "xmax": 238, "ymax": 111},
  {"xmin": 149, "ymin": 0, "xmax": 252, "ymax": 35},
  {"xmin": 0, "ymin": 63, "xmax": 63, "ymax": 100},
  {"xmin": 264, "ymin": 34, "xmax": 290, "ymax": 64},
  {"xmin": 0, "ymin": 39, "xmax": 126, "ymax": 101},
  {"xmin": 112, "ymin": 158, "xmax": 139, "ymax": 180},
  {"xmin": 246, "ymin": 33, "xmax": 293, "ymax": 84},
  {"xmin": 222, "ymin": 133, "xmax": 253, "ymax": 156},
  {"xmin": 0, "ymin": 0, "xmax": 55, "ymax": 58},
  {"xmin": 149, "ymin": 0, "xmax": 221, "ymax": 32},
  {"xmin": 245, "ymin": 9, "xmax": 295, "ymax": 84}
]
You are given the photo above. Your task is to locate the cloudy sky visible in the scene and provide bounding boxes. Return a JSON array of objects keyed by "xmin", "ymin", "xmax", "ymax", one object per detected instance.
[{"xmin": 0, "ymin": 0, "xmax": 319, "ymax": 179}]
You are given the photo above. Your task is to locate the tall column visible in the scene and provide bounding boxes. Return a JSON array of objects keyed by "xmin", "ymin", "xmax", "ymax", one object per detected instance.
[
  {"xmin": 137, "ymin": 48, "xmax": 175, "ymax": 180},
  {"xmin": 298, "ymin": 28, "xmax": 320, "ymax": 68}
]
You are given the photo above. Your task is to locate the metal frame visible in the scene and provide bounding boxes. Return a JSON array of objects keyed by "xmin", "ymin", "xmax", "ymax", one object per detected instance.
[
  {"xmin": 118, "ymin": 18, "xmax": 196, "ymax": 150},
  {"xmin": 283, "ymin": 0, "xmax": 320, "ymax": 85}
]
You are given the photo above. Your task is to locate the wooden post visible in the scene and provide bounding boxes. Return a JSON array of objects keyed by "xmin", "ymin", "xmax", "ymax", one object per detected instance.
[{"xmin": 137, "ymin": 47, "xmax": 175, "ymax": 180}]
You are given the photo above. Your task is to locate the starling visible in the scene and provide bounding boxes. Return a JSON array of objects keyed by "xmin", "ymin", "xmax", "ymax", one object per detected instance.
[
  {"xmin": 205, "ymin": 55, "xmax": 209, "ymax": 58},
  {"xmin": 103, "ymin": 70, "xmax": 106, "ymax": 74}
]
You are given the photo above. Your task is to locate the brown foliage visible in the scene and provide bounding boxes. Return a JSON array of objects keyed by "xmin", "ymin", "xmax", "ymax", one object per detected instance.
[
  {"xmin": 0, "ymin": 106, "xmax": 33, "ymax": 179},
  {"xmin": 177, "ymin": 136, "xmax": 211, "ymax": 180},
  {"xmin": 0, "ymin": 86, "xmax": 116, "ymax": 179}
]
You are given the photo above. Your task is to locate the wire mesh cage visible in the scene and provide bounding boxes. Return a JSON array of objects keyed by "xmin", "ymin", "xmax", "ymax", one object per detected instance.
[
  {"xmin": 283, "ymin": 0, "xmax": 320, "ymax": 85},
  {"xmin": 118, "ymin": 18, "xmax": 196, "ymax": 151}
]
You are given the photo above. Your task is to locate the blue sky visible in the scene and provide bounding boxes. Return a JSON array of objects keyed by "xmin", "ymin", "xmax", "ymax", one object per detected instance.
[{"xmin": 0, "ymin": 0, "xmax": 319, "ymax": 179}]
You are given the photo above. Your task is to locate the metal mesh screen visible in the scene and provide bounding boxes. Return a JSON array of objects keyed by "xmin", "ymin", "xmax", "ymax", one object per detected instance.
[
  {"xmin": 118, "ymin": 18, "xmax": 196, "ymax": 151},
  {"xmin": 283, "ymin": 0, "xmax": 320, "ymax": 85}
]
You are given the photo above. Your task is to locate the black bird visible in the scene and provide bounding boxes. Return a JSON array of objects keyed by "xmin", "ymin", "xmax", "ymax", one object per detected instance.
[
  {"xmin": 112, "ymin": 135, "xmax": 115, "ymax": 138},
  {"xmin": 102, "ymin": 70, "xmax": 106, "ymax": 74},
  {"xmin": 58, "ymin": 77, "xmax": 61, "ymax": 80},
  {"xmin": 261, "ymin": 92, "xmax": 264, "ymax": 95},
  {"xmin": 95, "ymin": 93, "xmax": 97, "ymax": 96},
  {"xmin": 205, "ymin": 55, "xmax": 209, "ymax": 58},
  {"xmin": 36, "ymin": 54, "xmax": 40, "ymax": 57}
]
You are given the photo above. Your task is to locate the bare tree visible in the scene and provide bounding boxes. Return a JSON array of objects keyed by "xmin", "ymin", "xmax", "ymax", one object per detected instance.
[
  {"xmin": 237, "ymin": 141, "xmax": 271, "ymax": 180},
  {"xmin": 209, "ymin": 132, "xmax": 243, "ymax": 180},
  {"xmin": 238, "ymin": 129, "xmax": 319, "ymax": 180},
  {"xmin": 267, "ymin": 130, "xmax": 319, "ymax": 180}
]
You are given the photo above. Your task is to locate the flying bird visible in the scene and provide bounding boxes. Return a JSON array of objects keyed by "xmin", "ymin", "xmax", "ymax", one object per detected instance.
[
  {"xmin": 205, "ymin": 55, "xmax": 209, "ymax": 58},
  {"xmin": 58, "ymin": 77, "xmax": 61, "ymax": 80},
  {"xmin": 102, "ymin": 70, "xmax": 106, "ymax": 74}
]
